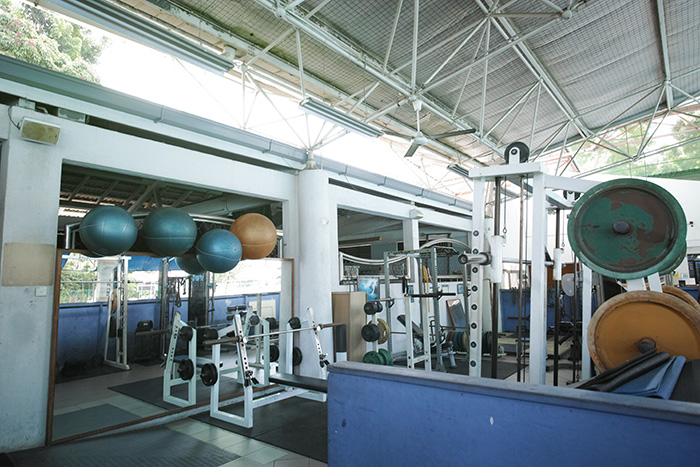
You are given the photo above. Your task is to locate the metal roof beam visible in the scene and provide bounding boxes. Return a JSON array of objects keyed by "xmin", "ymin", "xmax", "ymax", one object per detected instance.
[
  {"xmin": 254, "ymin": 0, "xmax": 491, "ymax": 164},
  {"xmin": 475, "ymin": 0, "xmax": 591, "ymax": 141},
  {"xmin": 656, "ymin": 0, "xmax": 674, "ymax": 109}
]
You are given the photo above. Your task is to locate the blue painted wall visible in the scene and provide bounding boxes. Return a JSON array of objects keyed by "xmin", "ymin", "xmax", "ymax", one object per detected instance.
[
  {"xmin": 328, "ymin": 362, "xmax": 700, "ymax": 466},
  {"xmin": 56, "ymin": 293, "xmax": 280, "ymax": 366}
]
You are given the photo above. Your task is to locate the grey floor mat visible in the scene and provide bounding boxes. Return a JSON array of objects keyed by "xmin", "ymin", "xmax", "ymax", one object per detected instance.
[
  {"xmin": 9, "ymin": 425, "xmax": 238, "ymax": 467},
  {"xmin": 108, "ymin": 376, "xmax": 244, "ymax": 409},
  {"xmin": 193, "ymin": 397, "xmax": 328, "ymax": 463}
]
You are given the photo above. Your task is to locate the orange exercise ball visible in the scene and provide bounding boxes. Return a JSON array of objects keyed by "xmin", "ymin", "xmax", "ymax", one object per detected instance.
[{"xmin": 229, "ymin": 213, "xmax": 277, "ymax": 259}]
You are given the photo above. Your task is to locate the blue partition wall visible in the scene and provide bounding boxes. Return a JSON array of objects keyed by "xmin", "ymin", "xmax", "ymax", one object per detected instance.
[
  {"xmin": 56, "ymin": 293, "xmax": 280, "ymax": 366},
  {"xmin": 499, "ymin": 288, "xmax": 598, "ymax": 332},
  {"xmin": 328, "ymin": 362, "xmax": 700, "ymax": 466}
]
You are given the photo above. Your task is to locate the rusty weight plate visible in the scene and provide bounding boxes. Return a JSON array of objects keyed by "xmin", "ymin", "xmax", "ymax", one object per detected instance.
[{"xmin": 568, "ymin": 179, "xmax": 686, "ymax": 279}]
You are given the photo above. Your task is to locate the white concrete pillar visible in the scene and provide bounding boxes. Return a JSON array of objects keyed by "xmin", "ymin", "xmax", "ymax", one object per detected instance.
[
  {"xmin": 296, "ymin": 169, "xmax": 333, "ymax": 376},
  {"xmin": 0, "ymin": 129, "xmax": 62, "ymax": 450}
]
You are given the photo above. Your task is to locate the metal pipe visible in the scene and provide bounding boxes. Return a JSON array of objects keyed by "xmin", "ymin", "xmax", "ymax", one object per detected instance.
[{"xmin": 204, "ymin": 322, "xmax": 341, "ymax": 346}]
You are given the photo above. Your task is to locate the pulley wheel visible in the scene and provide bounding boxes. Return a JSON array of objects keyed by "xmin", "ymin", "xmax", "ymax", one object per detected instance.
[
  {"xmin": 361, "ymin": 323, "xmax": 381, "ymax": 342},
  {"xmin": 177, "ymin": 358, "xmax": 195, "ymax": 380},
  {"xmin": 588, "ymin": 290, "xmax": 700, "ymax": 371},
  {"xmin": 662, "ymin": 285, "xmax": 700, "ymax": 314},
  {"xmin": 504, "ymin": 141, "xmax": 529, "ymax": 164},
  {"xmin": 568, "ymin": 179, "xmax": 686, "ymax": 279},
  {"xmin": 377, "ymin": 319, "xmax": 390, "ymax": 344},
  {"xmin": 200, "ymin": 362, "xmax": 218, "ymax": 387}
]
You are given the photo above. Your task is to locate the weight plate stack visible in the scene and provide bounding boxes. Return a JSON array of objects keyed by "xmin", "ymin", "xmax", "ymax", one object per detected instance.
[{"xmin": 568, "ymin": 179, "xmax": 687, "ymax": 279}]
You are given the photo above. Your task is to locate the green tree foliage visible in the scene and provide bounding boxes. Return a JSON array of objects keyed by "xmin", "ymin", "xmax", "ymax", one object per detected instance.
[
  {"xmin": 573, "ymin": 113, "xmax": 700, "ymax": 177},
  {"xmin": 0, "ymin": 0, "xmax": 107, "ymax": 82},
  {"xmin": 60, "ymin": 257, "xmax": 98, "ymax": 303}
]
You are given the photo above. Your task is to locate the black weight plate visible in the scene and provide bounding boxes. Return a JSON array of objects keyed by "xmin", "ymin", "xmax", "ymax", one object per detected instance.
[
  {"xmin": 179, "ymin": 326, "xmax": 193, "ymax": 342},
  {"xmin": 289, "ymin": 317, "xmax": 302, "ymax": 330},
  {"xmin": 177, "ymin": 358, "xmax": 194, "ymax": 380},
  {"xmin": 361, "ymin": 323, "xmax": 380, "ymax": 342},
  {"xmin": 292, "ymin": 346, "xmax": 303, "ymax": 366},
  {"xmin": 200, "ymin": 362, "xmax": 218, "ymax": 387},
  {"xmin": 269, "ymin": 344, "xmax": 280, "ymax": 362},
  {"xmin": 363, "ymin": 301, "xmax": 383, "ymax": 315},
  {"xmin": 266, "ymin": 317, "xmax": 278, "ymax": 330}
]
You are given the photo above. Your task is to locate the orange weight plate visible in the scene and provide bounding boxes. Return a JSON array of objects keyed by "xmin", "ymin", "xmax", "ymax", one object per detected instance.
[
  {"xmin": 588, "ymin": 291, "xmax": 700, "ymax": 371},
  {"xmin": 662, "ymin": 285, "xmax": 700, "ymax": 314}
]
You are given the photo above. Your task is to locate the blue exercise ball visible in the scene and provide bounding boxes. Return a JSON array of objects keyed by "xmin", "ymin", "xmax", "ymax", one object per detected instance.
[
  {"xmin": 141, "ymin": 208, "xmax": 197, "ymax": 257},
  {"xmin": 196, "ymin": 229, "xmax": 242, "ymax": 273},
  {"xmin": 175, "ymin": 255, "xmax": 206, "ymax": 275},
  {"xmin": 79, "ymin": 206, "xmax": 137, "ymax": 256}
]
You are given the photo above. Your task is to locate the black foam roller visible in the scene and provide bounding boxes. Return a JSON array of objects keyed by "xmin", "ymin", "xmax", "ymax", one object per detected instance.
[{"xmin": 334, "ymin": 324, "xmax": 347, "ymax": 353}]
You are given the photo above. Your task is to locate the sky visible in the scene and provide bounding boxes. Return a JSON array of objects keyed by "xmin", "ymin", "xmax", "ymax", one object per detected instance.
[{"xmin": 92, "ymin": 29, "xmax": 450, "ymax": 193}]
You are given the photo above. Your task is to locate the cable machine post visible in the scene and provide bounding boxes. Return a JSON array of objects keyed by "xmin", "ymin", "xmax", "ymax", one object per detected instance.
[
  {"xmin": 517, "ymin": 176, "xmax": 525, "ymax": 382},
  {"xmin": 491, "ymin": 178, "xmax": 501, "ymax": 378},
  {"xmin": 430, "ymin": 247, "xmax": 444, "ymax": 372},
  {"xmin": 553, "ymin": 208, "xmax": 561, "ymax": 386},
  {"xmin": 468, "ymin": 176, "xmax": 486, "ymax": 377}
]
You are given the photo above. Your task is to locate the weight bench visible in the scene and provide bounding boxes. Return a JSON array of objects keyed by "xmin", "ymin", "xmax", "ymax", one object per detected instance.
[
  {"xmin": 397, "ymin": 314, "xmax": 424, "ymax": 339},
  {"xmin": 269, "ymin": 373, "xmax": 328, "ymax": 394}
]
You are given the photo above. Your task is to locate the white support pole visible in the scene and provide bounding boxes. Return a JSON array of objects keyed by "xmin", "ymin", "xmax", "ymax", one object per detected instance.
[
  {"xmin": 468, "ymin": 177, "xmax": 486, "ymax": 377},
  {"xmin": 529, "ymin": 172, "xmax": 548, "ymax": 384},
  {"xmin": 581, "ymin": 265, "xmax": 593, "ymax": 380}
]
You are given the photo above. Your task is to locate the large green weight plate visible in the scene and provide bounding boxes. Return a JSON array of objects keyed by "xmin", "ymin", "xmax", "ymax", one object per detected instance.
[
  {"xmin": 658, "ymin": 248, "xmax": 687, "ymax": 276},
  {"xmin": 362, "ymin": 351, "xmax": 383, "ymax": 365},
  {"xmin": 568, "ymin": 179, "xmax": 686, "ymax": 279},
  {"xmin": 378, "ymin": 348, "xmax": 393, "ymax": 366}
]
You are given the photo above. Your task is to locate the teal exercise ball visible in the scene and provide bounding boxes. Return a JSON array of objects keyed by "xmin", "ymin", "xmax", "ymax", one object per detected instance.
[
  {"xmin": 141, "ymin": 208, "xmax": 197, "ymax": 257},
  {"xmin": 195, "ymin": 229, "xmax": 242, "ymax": 273},
  {"xmin": 175, "ymin": 255, "xmax": 206, "ymax": 275},
  {"xmin": 79, "ymin": 206, "xmax": 137, "ymax": 256}
]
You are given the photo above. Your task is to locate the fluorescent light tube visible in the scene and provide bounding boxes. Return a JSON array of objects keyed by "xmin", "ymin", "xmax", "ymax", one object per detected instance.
[{"xmin": 300, "ymin": 98, "xmax": 383, "ymax": 138}]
